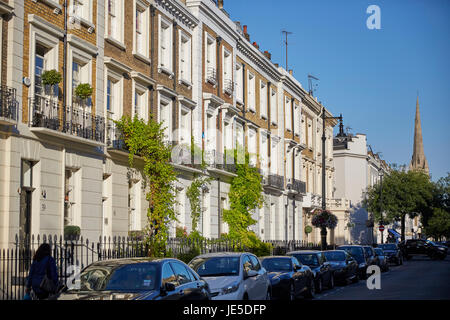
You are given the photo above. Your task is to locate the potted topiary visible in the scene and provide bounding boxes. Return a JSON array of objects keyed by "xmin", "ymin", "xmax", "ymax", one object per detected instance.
[
  {"xmin": 75, "ymin": 83, "xmax": 93, "ymax": 107},
  {"xmin": 64, "ymin": 225, "xmax": 81, "ymax": 241},
  {"xmin": 41, "ymin": 69, "xmax": 62, "ymax": 96}
]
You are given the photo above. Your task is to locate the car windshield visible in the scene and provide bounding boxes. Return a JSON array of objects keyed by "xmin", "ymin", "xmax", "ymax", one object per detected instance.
[
  {"xmin": 363, "ymin": 247, "xmax": 373, "ymax": 256},
  {"xmin": 323, "ymin": 251, "xmax": 346, "ymax": 261},
  {"xmin": 338, "ymin": 247, "xmax": 365, "ymax": 263},
  {"xmin": 292, "ymin": 254, "xmax": 319, "ymax": 266},
  {"xmin": 374, "ymin": 248, "xmax": 384, "ymax": 256},
  {"xmin": 379, "ymin": 244, "xmax": 396, "ymax": 250},
  {"xmin": 189, "ymin": 256, "xmax": 240, "ymax": 277},
  {"xmin": 261, "ymin": 258, "xmax": 292, "ymax": 272},
  {"xmin": 75, "ymin": 263, "xmax": 158, "ymax": 292},
  {"xmin": 426, "ymin": 240, "xmax": 436, "ymax": 246}
]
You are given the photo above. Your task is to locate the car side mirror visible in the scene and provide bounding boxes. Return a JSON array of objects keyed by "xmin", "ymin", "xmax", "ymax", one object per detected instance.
[
  {"xmin": 164, "ymin": 282, "xmax": 176, "ymax": 292},
  {"xmin": 244, "ymin": 270, "xmax": 258, "ymax": 279}
]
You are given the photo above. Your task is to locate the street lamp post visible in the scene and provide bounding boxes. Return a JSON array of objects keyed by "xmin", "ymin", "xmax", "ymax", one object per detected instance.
[
  {"xmin": 320, "ymin": 107, "xmax": 343, "ymax": 251},
  {"xmin": 379, "ymin": 170, "xmax": 384, "ymax": 244}
]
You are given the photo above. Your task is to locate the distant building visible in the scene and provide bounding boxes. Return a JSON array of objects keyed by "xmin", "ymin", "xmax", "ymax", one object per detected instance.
[{"xmin": 409, "ymin": 96, "xmax": 429, "ymax": 176}]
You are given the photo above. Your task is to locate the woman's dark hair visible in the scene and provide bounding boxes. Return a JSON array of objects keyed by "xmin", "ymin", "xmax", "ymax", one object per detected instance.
[{"xmin": 33, "ymin": 243, "xmax": 52, "ymax": 262}]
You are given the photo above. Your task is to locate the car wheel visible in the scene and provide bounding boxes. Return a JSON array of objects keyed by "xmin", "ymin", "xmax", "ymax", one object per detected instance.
[
  {"xmin": 328, "ymin": 274, "xmax": 335, "ymax": 289},
  {"xmin": 289, "ymin": 283, "xmax": 295, "ymax": 301},
  {"xmin": 316, "ymin": 278, "xmax": 323, "ymax": 293},
  {"xmin": 305, "ymin": 279, "xmax": 315, "ymax": 299}
]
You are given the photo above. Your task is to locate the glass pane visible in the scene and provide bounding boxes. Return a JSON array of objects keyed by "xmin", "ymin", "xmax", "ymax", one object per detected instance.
[{"xmin": 170, "ymin": 262, "xmax": 192, "ymax": 285}]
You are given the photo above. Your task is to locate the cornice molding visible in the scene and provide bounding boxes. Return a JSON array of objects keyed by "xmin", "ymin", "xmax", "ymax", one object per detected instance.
[{"xmin": 155, "ymin": 0, "xmax": 199, "ymax": 30}]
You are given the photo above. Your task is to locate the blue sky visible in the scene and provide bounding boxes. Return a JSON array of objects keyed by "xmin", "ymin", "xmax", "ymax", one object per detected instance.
[{"xmin": 224, "ymin": 0, "xmax": 450, "ymax": 181}]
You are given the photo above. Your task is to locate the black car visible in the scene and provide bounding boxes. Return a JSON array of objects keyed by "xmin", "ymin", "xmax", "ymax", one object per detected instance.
[
  {"xmin": 59, "ymin": 258, "xmax": 211, "ymax": 300},
  {"xmin": 363, "ymin": 246, "xmax": 379, "ymax": 266},
  {"xmin": 260, "ymin": 256, "xmax": 315, "ymax": 300},
  {"xmin": 374, "ymin": 248, "xmax": 389, "ymax": 272},
  {"xmin": 322, "ymin": 250, "xmax": 359, "ymax": 285},
  {"xmin": 287, "ymin": 251, "xmax": 334, "ymax": 293},
  {"xmin": 399, "ymin": 239, "xmax": 447, "ymax": 260},
  {"xmin": 337, "ymin": 245, "xmax": 369, "ymax": 280},
  {"xmin": 378, "ymin": 243, "xmax": 403, "ymax": 265}
]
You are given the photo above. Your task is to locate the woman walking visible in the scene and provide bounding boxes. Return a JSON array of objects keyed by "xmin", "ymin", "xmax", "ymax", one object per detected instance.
[{"xmin": 25, "ymin": 243, "xmax": 59, "ymax": 300}]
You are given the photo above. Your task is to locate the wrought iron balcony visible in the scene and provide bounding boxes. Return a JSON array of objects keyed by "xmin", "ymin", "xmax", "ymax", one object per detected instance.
[
  {"xmin": 224, "ymin": 79, "xmax": 234, "ymax": 95},
  {"xmin": 29, "ymin": 96, "xmax": 105, "ymax": 144},
  {"xmin": 206, "ymin": 149, "xmax": 237, "ymax": 174},
  {"xmin": 0, "ymin": 85, "xmax": 18, "ymax": 125},
  {"xmin": 287, "ymin": 178, "xmax": 306, "ymax": 194},
  {"xmin": 106, "ymin": 118, "xmax": 127, "ymax": 150},
  {"xmin": 206, "ymin": 67, "xmax": 217, "ymax": 86},
  {"xmin": 268, "ymin": 174, "xmax": 285, "ymax": 190}
]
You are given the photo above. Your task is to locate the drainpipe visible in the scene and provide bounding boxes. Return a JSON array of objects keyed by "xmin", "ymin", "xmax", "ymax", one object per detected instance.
[
  {"xmin": 173, "ymin": 20, "xmax": 177, "ymax": 92},
  {"xmin": 216, "ymin": 37, "xmax": 222, "ymax": 97},
  {"xmin": 218, "ymin": 177, "xmax": 221, "ymax": 236},
  {"xmin": 150, "ymin": 6, "xmax": 155, "ymax": 115},
  {"xmin": 62, "ymin": 0, "xmax": 68, "ymax": 131},
  {"xmin": 267, "ymin": 82, "xmax": 271, "ymax": 174}
]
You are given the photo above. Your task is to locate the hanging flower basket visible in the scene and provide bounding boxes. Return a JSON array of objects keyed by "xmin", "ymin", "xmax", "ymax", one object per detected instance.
[
  {"xmin": 305, "ymin": 225, "xmax": 313, "ymax": 234},
  {"xmin": 311, "ymin": 209, "xmax": 338, "ymax": 229}
]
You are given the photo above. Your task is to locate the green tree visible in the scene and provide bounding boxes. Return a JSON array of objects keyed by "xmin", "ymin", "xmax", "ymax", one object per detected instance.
[
  {"xmin": 115, "ymin": 115, "xmax": 178, "ymax": 257},
  {"xmin": 365, "ymin": 167, "xmax": 433, "ymax": 241},
  {"xmin": 424, "ymin": 208, "xmax": 450, "ymax": 240}
]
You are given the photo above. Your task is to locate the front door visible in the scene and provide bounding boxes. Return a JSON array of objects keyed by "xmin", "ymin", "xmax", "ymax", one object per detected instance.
[{"xmin": 19, "ymin": 189, "xmax": 33, "ymax": 271}]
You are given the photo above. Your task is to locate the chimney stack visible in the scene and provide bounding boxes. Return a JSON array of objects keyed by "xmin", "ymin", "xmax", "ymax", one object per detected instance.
[
  {"xmin": 289, "ymin": 69, "xmax": 293, "ymax": 75},
  {"xmin": 252, "ymin": 42, "xmax": 259, "ymax": 49},
  {"xmin": 218, "ymin": 0, "xmax": 224, "ymax": 9},
  {"xmin": 263, "ymin": 50, "xmax": 271, "ymax": 60},
  {"xmin": 243, "ymin": 25, "xmax": 250, "ymax": 41},
  {"xmin": 274, "ymin": 63, "xmax": 279, "ymax": 68}
]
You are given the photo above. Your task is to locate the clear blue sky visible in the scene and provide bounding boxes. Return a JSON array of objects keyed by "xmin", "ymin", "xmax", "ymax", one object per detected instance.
[{"xmin": 224, "ymin": 0, "xmax": 450, "ymax": 181}]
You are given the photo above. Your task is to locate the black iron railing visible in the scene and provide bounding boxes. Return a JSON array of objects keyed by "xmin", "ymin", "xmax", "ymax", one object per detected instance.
[
  {"xmin": 268, "ymin": 174, "xmax": 285, "ymax": 190},
  {"xmin": 106, "ymin": 118, "xmax": 127, "ymax": 150},
  {"xmin": 29, "ymin": 97, "xmax": 105, "ymax": 143},
  {"xmin": 0, "ymin": 85, "xmax": 18, "ymax": 122}
]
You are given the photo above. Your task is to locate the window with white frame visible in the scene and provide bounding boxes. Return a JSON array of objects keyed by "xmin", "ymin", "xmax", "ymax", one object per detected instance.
[
  {"xmin": 286, "ymin": 148, "xmax": 293, "ymax": 181},
  {"xmin": 159, "ymin": 94, "xmax": 172, "ymax": 142},
  {"xmin": 247, "ymin": 72, "xmax": 255, "ymax": 112},
  {"xmin": 179, "ymin": 104, "xmax": 191, "ymax": 145},
  {"xmin": 259, "ymin": 131, "xmax": 268, "ymax": 175},
  {"xmin": 307, "ymin": 118, "xmax": 312, "ymax": 148},
  {"xmin": 285, "ymin": 96, "xmax": 292, "ymax": 131},
  {"xmin": 270, "ymin": 138, "xmax": 278, "ymax": 174},
  {"xmin": 133, "ymin": 82, "xmax": 149, "ymax": 122},
  {"xmin": 301, "ymin": 114, "xmax": 306, "ymax": 145},
  {"xmin": 294, "ymin": 150, "xmax": 301, "ymax": 179},
  {"xmin": 64, "ymin": 167, "xmax": 81, "ymax": 228},
  {"xmin": 260, "ymin": 81, "xmax": 267, "ymax": 119},
  {"xmin": 270, "ymin": 88, "xmax": 277, "ymax": 124},
  {"xmin": 248, "ymin": 128, "xmax": 257, "ymax": 166},
  {"xmin": 71, "ymin": 0, "xmax": 92, "ymax": 22},
  {"xmin": 128, "ymin": 179, "xmax": 141, "ymax": 232},
  {"xmin": 205, "ymin": 33, "xmax": 216, "ymax": 83},
  {"xmin": 159, "ymin": 16, "xmax": 173, "ymax": 73},
  {"xmin": 134, "ymin": 1, "xmax": 149, "ymax": 58},
  {"xmin": 179, "ymin": 31, "xmax": 191, "ymax": 84},
  {"xmin": 223, "ymin": 48, "xmax": 232, "ymax": 94},
  {"xmin": 294, "ymin": 101, "xmax": 300, "ymax": 135},
  {"xmin": 106, "ymin": 0, "xmax": 123, "ymax": 42},
  {"xmin": 206, "ymin": 112, "xmax": 216, "ymax": 160},
  {"xmin": 235, "ymin": 63, "xmax": 243, "ymax": 103},
  {"xmin": 71, "ymin": 56, "xmax": 91, "ymax": 108}
]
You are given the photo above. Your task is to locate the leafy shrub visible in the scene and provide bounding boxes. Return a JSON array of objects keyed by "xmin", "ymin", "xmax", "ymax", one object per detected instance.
[
  {"xmin": 75, "ymin": 83, "xmax": 93, "ymax": 100},
  {"xmin": 41, "ymin": 69, "xmax": 62, "ymax": 86}
]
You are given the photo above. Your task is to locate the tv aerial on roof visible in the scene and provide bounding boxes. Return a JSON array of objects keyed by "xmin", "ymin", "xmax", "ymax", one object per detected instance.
[{"xmin": 308, "ymin": 74, "xmax": 319, "ymax": 96}]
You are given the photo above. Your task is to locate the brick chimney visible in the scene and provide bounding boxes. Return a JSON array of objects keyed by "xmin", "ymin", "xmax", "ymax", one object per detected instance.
[
  {"xmin": 263, "ymin": 50, "xmax": 271, "ymax": 60},
  {"xmin": 218, "ymin": 0, "xmax": 224, "ymax": 9},
  {"xmin": 243, "ymin": 25, "xmax": 250, "ymax": 41},
  {"xmin": 289, "ymin": 69, "xmax": 293, "ymax": 75},
  {"xmin": 274, "ymin": 63, "xmax": 279, "ymax": 68},
  {"xmin": 252, "ymin": 42, "xmax": 259, "ymax": 49}
]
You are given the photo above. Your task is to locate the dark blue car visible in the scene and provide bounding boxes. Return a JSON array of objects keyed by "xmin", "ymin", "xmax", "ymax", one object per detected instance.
[{"xmin": 58, "ymin": 258, "xmax": 211, "ymax": 300}]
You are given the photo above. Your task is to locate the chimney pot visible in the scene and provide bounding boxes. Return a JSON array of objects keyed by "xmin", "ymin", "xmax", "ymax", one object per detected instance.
[
  {"xmin": 218, "ymin": 0, "xmax": 224, "ymax": 9},
  {"xmin": 243, "ymin": 25, "xmax": 248, "ymax": 34},
  {"xmin": 289, "ymin": 69, "xmax": 293, "ymax": 75}
]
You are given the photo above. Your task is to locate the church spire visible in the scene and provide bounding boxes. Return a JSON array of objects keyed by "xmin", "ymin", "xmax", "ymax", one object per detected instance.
[{"xmin": 409, "ymin": 95, "xmax": 429, "ymax": 175}]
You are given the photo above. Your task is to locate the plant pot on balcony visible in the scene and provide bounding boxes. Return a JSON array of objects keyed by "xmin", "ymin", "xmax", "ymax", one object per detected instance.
[
  {"xmin": 41, "ymin": 69, "xmax": 62, "ymax": 97},
  {"xmin": 64, "ymin": 225, "xmax": 81, "ymax": 241}
]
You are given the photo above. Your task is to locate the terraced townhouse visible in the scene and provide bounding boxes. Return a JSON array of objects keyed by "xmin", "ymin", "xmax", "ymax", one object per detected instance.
[{"xmin": 0, "ymin": 0, "xmax": 350, "ymax": 249}]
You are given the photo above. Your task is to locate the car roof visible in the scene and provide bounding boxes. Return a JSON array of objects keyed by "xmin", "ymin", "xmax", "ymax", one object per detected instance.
[
  {"xmin": 338, "ymin": 245, "xmax": 363, "ymax": 248},
  {"xmin": 287, "ymin": 250, "xmax": 320, "ymax": 254},
  {"xmin": 260, "ymin": 256, "xmax": 293, "ymax": 260},
  {"xmin": 323, "ymin": 250, "xmax": 347, "ymax": 253},
  {"xmin": 86, "ymin": 257, "xmax": 176, "ymax": 267},
  {"xmin": 193, "ymin": 252, "xmax": 247, "ymax": 259}
]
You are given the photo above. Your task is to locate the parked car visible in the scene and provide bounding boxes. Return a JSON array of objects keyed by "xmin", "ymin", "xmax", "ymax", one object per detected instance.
[
  {"xmin": 363, "ymin": 246, "xmax": 379, "ymax": 266},
  {"xmin": 58, "ymin": 258, "xmax": 211, "ymax": 300},
  {"xmin": 322, "ymin": 250, "xmax": 359, "ymax": 285},
  {"xmin": 399, "ymin": 239, "xmax": 447, "ymax": 260},
  {"xmin": 287, "ymin": 250, "xmax": 334, "ymax": 293},
  {"xmin": 378, "ymin": 243, "xmax": 403, "ymax": 265},
  {"xmin": 436, "ymin": 241, "xmax": 450, "ymax": 248},
  {"xmin": 188, "ymin": 252, "xmax": 271, "ymax": 300},
  {"xmin": 337, "ymin": 245, "xmax": 369, "ymax": 280},
  {"xmin": 260, "ymin": 256, "xmax": 315, "ymax": 300},
  {"xmin": 374, "ymin": 248, "xmax": 389, "ymax": 272}
]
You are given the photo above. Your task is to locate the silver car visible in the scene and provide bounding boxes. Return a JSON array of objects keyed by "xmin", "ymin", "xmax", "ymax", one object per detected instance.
[{"xmin": 188, "ymin": 252, "xmax": 271, "ymax": 300}]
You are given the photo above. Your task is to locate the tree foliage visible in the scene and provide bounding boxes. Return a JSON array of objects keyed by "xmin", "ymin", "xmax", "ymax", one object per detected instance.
[
  {"xmin": 364, "ymin": 167, "xmax": 433, "ymax": 241},
  {"xmin": 424, "ymin": 208, "xmax": 450, "ymax": 240},
  {"xmin": 115, "ymin": 115, "xmax": 178, "ymax": 257}
]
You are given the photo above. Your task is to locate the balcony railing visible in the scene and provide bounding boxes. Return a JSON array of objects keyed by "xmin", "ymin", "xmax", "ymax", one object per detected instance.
[
  {"xmin": 287, "ymin": 178, "xmax": 306, "ymax": 194},
  {"xmin": 268, "ymin": 174, "xmax": 284, "ymax": 190},
  {"xmin": 224, "ymin": 79, "xmax": 234, "ymax": 95},
  {"xmin": 29, "ymin": 96, "xmax": 105, "ymax": 143},
  {"xmin": 0, "ymin": 85, "xmax": 18, "ymax": 123},
  {"xmin": 206, "ymin": 67, "xmax": 217, "ymax": 86},
  {"xmin": 206, "ymin": 149, "xmax": 237, "ymax": 174},
  {"xmin": 106, "ymin": 118, "xmax": 126, "ymax": 150}
]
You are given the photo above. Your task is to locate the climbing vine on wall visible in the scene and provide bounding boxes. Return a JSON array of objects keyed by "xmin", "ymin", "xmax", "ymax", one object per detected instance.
[{"xmin": 115, "ymin": 115, "xmax": 178, "ymax": 257}]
